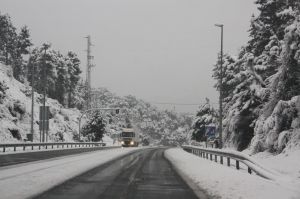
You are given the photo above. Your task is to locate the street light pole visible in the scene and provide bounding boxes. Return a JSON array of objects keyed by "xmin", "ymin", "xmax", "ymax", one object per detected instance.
[
  {"xmin": 215, "ymin": 24, "xmax": 224, "ymax": 149},
  {"xmin": 30, "ymin": 53, "xmax": 34, "ymax": 142}
]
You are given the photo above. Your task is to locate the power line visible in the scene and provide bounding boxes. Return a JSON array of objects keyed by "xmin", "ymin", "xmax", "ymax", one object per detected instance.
[{"xmin": 150, "ymin": 101, "xmax": 218, "ymax": 106}]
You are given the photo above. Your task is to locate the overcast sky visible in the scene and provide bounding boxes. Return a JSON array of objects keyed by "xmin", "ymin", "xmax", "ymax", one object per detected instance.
[{"xmin": 1, "ymin": 0, "xmax": 257, "ymax": 113}]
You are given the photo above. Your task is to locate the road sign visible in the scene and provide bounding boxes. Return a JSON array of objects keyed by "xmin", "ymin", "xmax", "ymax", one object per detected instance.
[
  {"xmin": 205, "ymin": 125, "xmax": 216, "ymax": 138},
  {"xmin": 39, "ymin": 106, "xmax": 49, "ymax": 131}
]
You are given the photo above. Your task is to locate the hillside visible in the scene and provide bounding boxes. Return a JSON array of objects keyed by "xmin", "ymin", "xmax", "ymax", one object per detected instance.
[
  {"xmin": 90, "ymin": 88, "xmax": 193, "ymax": 145},
  {"xmin": 0, "ymin": 63, "xmax": 80, "ymax": 142},
  {"xmin": 192, "ymin": 1, "xmax": 300, "ymax": 154},
  {"xmin": 0, "ymin": 63, "xmax": 192, "ymax": 145}
]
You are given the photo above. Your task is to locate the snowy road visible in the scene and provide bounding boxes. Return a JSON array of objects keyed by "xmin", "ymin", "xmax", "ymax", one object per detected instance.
[
  {"xmin": 0, "ymin": 147, "xmax": 140, "ymax": 199},
  {"xmin": 34, "ymin": 148, "xmax": 201, "ymax": 199},
  {"xmin": 0, "ymin": 146, "xmax": 120, "ymax": 167}
]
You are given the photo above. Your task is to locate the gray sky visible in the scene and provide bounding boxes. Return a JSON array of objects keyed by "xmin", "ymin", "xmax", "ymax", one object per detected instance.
[{"xmin": 1, "ymin": 0, "xmax": 257, "ymax": 113}]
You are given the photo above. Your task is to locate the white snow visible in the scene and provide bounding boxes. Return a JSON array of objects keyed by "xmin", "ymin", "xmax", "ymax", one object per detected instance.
[
  {"xmin": 165, "ymin": 148, "xmax": 300, "ymax": 199},
  {"xmin": 250, "ymin": 149, "xmax": 300, "ymax": 180},
  {"xmin": 0, "ymin": 147, "xmax": 141, "ymax": 199}
]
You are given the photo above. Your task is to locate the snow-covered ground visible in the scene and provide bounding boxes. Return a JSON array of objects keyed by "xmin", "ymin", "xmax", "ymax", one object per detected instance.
[
  {"xmin": 165, "ymin": 148, "xmax": 300, "ymax": 199},
  {"xmin": 0, "ymin": 147, "xmax": 141, "ymax": 199},
  {"xmin": 251, "ymin": 149, "xmax": 300, "ymax": 180},
  {"xmin": 0, "ymin": 63, "xmax": 81, "ymax": 142}
]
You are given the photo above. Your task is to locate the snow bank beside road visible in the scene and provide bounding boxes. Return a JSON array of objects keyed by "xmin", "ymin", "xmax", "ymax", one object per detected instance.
[
  {"xmin": 251, "ymin": 149, "xmax": 300, "ymax": 180},
  {"xmin": 165, "ymin": 148, "xmax": 300, "ymax": 199},
  {"xmin": 0, "ymin": 147, "xmax": 140, "ymax": 199}
]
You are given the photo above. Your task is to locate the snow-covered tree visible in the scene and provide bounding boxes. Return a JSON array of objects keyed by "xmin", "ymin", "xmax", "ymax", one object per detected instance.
[
  {"xmin": 215, "ymin": 1, "xmax": 300, "ymax": 152},
  {"xmin": 81, "ymin": 111, "xmax": 106, "ymax": 142},
  {"xmin": 191, "ymin": 98, "xmax": 217, "ymax": 142},
  {"xmin": 0, "ymin": 13, "xmax": 32, "ymax": 81}
]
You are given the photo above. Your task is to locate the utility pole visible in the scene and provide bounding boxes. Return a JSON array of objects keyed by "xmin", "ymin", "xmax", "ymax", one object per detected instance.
[
  {"xmin": 30, "ymin": 54, "xmax": 34, "ymax": 142},
  {"xmin": 85, "ymin": 35, "xmax": 95, "ymax": 110},
  {"xmin": 215, "ymin": 24, "xmax": 224, "ymax": 149},
  {"xmin": 42, "ymin": 48, "xmax": 47, "ymax": 142}
]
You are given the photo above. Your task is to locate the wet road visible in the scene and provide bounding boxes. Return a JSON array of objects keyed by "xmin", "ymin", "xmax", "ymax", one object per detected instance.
[
  {"xmin": 35, "ymin": 148, "xmax": 200, "ymax": 199},
  {"xmin": 0, "ymin": 146, "xmax": 119, "ymax": 167}
]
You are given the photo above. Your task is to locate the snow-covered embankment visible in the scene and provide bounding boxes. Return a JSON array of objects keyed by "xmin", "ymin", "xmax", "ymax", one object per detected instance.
[{"xmin": 165, "ymin": 148, "xmax": 300, "ymax": 199}]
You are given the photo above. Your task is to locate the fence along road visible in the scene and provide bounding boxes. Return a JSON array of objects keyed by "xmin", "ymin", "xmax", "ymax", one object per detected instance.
[{"xmin": 182, "ymin": 145, "xmax": 281, "ymax": 181}]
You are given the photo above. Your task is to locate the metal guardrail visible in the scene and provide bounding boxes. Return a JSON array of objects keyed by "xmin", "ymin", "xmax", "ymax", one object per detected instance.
[
  {"xmin": 182, "ymin": 145, "xmax": 280, "ymax": 181},
  {"xmin": 0, "ymin": 142, "xmax": 108, "ymax": 153}
]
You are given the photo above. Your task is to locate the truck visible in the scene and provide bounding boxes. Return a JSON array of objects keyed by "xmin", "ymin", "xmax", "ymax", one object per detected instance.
[{"xmin": 120, "ymin": 128, "xmax": 139, "ymax": 147}]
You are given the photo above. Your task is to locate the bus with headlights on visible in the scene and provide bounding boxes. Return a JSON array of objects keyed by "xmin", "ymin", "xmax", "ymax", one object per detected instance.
[{"xmin": 120, "ymin": 128, "xmax": 139, "ymax": 147}]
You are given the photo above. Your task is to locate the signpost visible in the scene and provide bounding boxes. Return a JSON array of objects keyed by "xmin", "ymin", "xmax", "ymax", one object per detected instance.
[
  {"xmin": 205, "ymin": 125, "xmax": 216, "ymax": 138},
  {"xmin": 39, "ymin": 106, "xmax": 49, "ymax": 142}
]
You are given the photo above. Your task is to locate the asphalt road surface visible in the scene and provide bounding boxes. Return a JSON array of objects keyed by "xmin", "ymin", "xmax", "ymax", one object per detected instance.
[
  {"xmin": 34, "ymin": 148, "xmax": 201, "ymax": 199},
  {"xmin": 0, "ymin": 146, "xmax": 118, "ymax": 167}
]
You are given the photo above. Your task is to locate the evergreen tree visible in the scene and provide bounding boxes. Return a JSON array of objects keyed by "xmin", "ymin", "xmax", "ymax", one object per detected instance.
[
  {"xmin": 0, "ymin": 13, "xmax": 16, "ymax": 65},
  {"xmin": 0, "ymin": 13, "xmax": 32, "ymax": 81},
  {"xmin": 66, "ymin": 51, "xmax": 81, "ymax": 108},
  {"xmin": 12, "ymin": 26, "xmax": 32, "ymax": 82},
  {"xmin": 81, "ymin": 111, "xmax": 106, "ymax": 142},
  {"xmin": 55, "ymin": 52, "xmax": 69, "ymax": 105},
  {"xmin": 212, "ymin": 53, "xmax": 237, "ymax": 103},
  {"xmin": 191, "ymin": 98, "xmax": 217, "ymax": 142}
]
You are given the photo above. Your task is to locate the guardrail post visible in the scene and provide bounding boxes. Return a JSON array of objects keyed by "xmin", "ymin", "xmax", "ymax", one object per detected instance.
[
  {"xmin": 210, "ymin": 154, "xmax": 212, "ymax": 161},
  {"xmin": 220, "ymin": 156, "xmax": 223, "ymax": 164},
  {"xmin": 248, "ymin": 167, "xmax": 252, "ymax": 174},
  {"xmin": 215, "ymin": 155, "xmax": 217, "ymax": 162},
  {"xmin": 45, "ymin": 145, "xmax": 47, "ymax": 149},
  {"xmin": 3, "ymin": 147, "xmax": 5, "ymax": 152},
  {"xmin": 67, "ymin": 144, "xmax": 68, "ymax": 148},
  {"xmin": 23, "ymin": 145, "xmax": 26, "ymax": 151},
  {"xmin": 206, "ymin": 153, "xmax": 208, "ymax": 159},
  {"xmin": 52, "ymin": 144, "xmax": 54, "ymax": 149},
  {"xmin": 227, "ymin": 157, "xmax": 230, "ymax": 166},
  {"xmin": 236, "ymin": 160, "xmax": 240, "ymax": 170},
  {"xmin": 39, "ymin": 145, "xmax": 41, "ymax": 150},
  {"xmin": 62, "ymin": 144, "xmax": 64, "ymax": 148},
  {"xmin": 14, "ymin": 146, "xmax": 16, "ymax": 152},
  {"xmin": 32, "ymin": 145, "xmax": 34, "ymax": 150}
]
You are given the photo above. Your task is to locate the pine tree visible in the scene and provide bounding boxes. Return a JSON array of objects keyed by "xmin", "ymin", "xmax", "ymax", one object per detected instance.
[
  {"xmin": 0, "ymin": 13, "xmax": 32, "ymax": 81},
  {"xmin": 212, "ymin": 53, "xmax": 237, "ymax": 103},
  {"xmin": 12, "ymin": 26, "xmax": 32, "ymax": 82},
  {"xmin": 81, "ymin": 111, "xmax": 106, "ymax": 141},
  {"xmin": 192, "ymin": 98, "xmax": 217, "ymax": 142},
  {"xmin": 0, "ymin": 13, "xmax": 16, "ymax": 65},
  {"xmin": 55, "ymin": 52, "xmax": 69, "ymax": 105},
  {"xmin": 66, "ymin": 51, "xmax": 81, "ymax": 108}
]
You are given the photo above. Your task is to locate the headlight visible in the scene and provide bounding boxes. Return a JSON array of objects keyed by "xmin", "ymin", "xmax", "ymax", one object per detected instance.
[
  {"xmin": 130, "ymin": 141, "xmax": 134, "ymax": 145},
  {"xmin": 121, "ymin": 141, "xmax": 124, "ymax": 144}
]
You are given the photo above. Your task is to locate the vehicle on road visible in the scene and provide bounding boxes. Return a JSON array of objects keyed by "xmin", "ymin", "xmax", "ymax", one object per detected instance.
[{"xmin": 120, "ymin": 128, "xmax": 139, "ymax": 147}]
